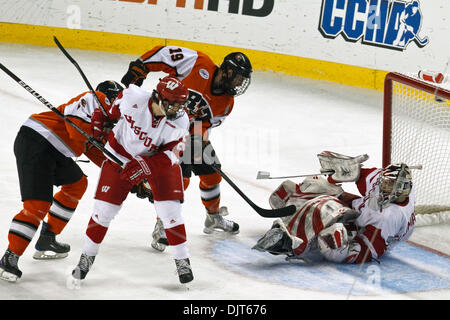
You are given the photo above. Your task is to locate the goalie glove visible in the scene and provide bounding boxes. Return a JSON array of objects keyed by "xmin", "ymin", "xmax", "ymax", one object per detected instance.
[
  {"xmin": 317, "ymin": 151, "xmax": 369, "ymax": 182},
  {"xmin": 121, "ymin": 58, "xmax": 148, "ymax": 87},
  {"xmin": 318, "ymin": 223, "xmax": 348, "ymax": 250}
]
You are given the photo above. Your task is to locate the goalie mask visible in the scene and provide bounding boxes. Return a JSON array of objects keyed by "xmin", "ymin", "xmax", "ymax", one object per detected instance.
[
  {"xmin": 212, "ymin": 52, "xmax": 252, "ymax": 97},
  {"xmin": 378, "ymin": 163, "xmax": 412, "ymax": 207},
  {"xmin": 152, "ymin": 76, "xmax": 188, "ymax": 120}
]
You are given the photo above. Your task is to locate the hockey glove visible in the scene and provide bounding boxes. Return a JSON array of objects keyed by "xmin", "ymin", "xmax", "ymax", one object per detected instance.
[
  {"xmin": 91, "ymin": 107, "xmax": 109, "ymax": 141},
  {"xmin": 91, "ymin": 105, "xmax": 121, "ymax": 141},
  {"xmin": 130, "ymin": 179, "xmax": 154, "ymax": 203},
  {"xmin": 120, "ymin": 156, "xmax": 152, "ymax": 185},
  {"xmin": 121, "ymin": 58, "xmax": 148, "ymax": 87}
]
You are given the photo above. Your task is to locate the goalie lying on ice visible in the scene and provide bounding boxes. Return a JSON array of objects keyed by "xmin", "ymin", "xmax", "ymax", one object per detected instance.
[{"xmin": 253, "ymin": 151, "xmax": 416, "ymax": 264}]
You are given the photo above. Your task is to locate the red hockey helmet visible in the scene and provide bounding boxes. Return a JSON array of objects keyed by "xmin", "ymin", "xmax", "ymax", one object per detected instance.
[{"xmin": 152, "ymin": 76, "xmax": 189, "ymax": 120}]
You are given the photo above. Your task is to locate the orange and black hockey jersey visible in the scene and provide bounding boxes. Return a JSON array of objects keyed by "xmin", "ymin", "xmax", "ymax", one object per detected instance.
[
  {"xmin": 22, "ymin": 91, "xmax": 109, "ymax": 167},
  {"xmin": 140, "ymin": 46, "xmax": 234, "ymax": 139}
]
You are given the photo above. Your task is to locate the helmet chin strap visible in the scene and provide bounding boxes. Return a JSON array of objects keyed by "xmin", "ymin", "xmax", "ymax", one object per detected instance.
[
  {"xmin": 211, "ymin": 67, "xmax": 229, "ymax": 96},
  {"xmin": 151, "ymin": 100, "xmax": 166, "ymax": 117}
]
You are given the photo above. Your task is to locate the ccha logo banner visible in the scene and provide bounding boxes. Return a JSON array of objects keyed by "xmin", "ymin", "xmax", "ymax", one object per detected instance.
[{"xmin": 319, "ymin": 0, "xmax": 429, "ymax": 50}]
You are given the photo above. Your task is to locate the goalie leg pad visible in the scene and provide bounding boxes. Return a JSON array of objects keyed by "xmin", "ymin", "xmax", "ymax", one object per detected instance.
[{"xmin": 269, "ymin": 180, "xmax": 298, "ymax": 209}]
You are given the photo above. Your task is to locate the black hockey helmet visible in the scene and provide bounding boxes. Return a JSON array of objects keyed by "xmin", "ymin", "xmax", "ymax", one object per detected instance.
[
  {"xmin": 96, "ymin": 80, "xmax": 124, "ymax": 102},
  {"xmin": 213, "ymin": 52, "xmax": 252, "ymax": 97}
]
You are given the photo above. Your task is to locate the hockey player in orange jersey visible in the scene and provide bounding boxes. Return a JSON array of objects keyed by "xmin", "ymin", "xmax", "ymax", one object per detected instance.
[
  {"xmin": 121, "ymin": 46, "xmax": 252, "ymax": 251},
  {"xmin": 0, "ymin": 81, "xmax": 123, "ymax": 282}
]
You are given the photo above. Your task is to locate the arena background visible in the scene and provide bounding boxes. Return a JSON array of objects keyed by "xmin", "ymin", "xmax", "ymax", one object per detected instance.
[{"xmin": 0, "ymin": 0, "xmax": 448, "ymax": 90}]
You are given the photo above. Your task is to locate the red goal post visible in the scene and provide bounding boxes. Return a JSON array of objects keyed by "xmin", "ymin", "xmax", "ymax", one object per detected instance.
[{"xmin": 383, "ymin": 72, "xmax": 450, "ymax": 226}]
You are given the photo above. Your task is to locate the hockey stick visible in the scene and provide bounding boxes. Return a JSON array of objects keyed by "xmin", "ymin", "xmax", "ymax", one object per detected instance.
[
  {"xmin": 0, "ymin": 62, "xmax": 124, "ymax": 168},
  {"xmin": 210, "ymin": 165, "xmax": 297, "ymax": 218},
  {"xmin": 257, "ymin": 164, "xmax": 423, "ymax": 180},
  {"xmin": 256, "ymin": 170, "xmax": 334, "ymax": 180},
  {"xmin": 52, "ymin": 36, "xmax": 111, "ymax": 120}
]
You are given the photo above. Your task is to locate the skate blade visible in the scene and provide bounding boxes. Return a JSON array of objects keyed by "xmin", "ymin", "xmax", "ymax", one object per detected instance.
[
  {"xmin": 181, "ymin": 283, "xmax": 191, "ymax": 291},
  {"xmin": 151, "ymin": 241, "xmax": 166, "ymax": 252},
  {"xmin": 66, "ymin": 275, "xmax": 82, "ymax": 290},
  {"xmin": 33, "ymin": 250, "xmax": 68, "ymax": 260},
  {"xmin": 203, "ymin": 227, "xmax": 239, "ymax": 235},
  {"xmin": 0, "ymin": 270, "xmax": 19, "ymax": 282}
]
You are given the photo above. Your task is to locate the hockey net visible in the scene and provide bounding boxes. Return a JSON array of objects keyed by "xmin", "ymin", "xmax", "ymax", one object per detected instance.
[{"xmin": 383, "ymin": 72, "xmax": 450, "ymax": 227}]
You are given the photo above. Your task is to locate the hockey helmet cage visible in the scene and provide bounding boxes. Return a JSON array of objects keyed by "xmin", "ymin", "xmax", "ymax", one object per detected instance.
[
  {"xmin": 217, "ymin": 52, "xmax": 252, "ymax": 97},
  {"xmin": 152, "ymin": 76, "xmax": 189, "ymax": 120},
  {"xmin": 378, "ymin": 163, "xmax": 412, "ymax": 207},
  {"xmin": 96, "ymin": 80, "xmax": 124, "ymax": 102}
]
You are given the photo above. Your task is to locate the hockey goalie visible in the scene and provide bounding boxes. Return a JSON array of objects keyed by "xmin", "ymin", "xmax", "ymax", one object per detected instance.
[{"xmin": 253, "ymin": 151, "xmax": 416, "ymax": 264}]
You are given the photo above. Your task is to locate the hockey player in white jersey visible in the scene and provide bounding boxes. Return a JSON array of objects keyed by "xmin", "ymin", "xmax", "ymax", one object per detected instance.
[
  {"xmin": 253, "ymin": 151, "xmax": 416, "ymax": 264},
  {"xmin": 71, "ymin": 76, "xmax": 194, "ymax": 284}
]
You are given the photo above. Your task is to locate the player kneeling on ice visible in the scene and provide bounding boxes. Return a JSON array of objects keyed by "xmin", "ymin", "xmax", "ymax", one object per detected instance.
[
  {"xmin": 71, "ymin": 76, "xmax": 194, "ymax": 284},
  {"xmin": 253, "ymin": 151, "xmax": 416, "ymax": 264}
]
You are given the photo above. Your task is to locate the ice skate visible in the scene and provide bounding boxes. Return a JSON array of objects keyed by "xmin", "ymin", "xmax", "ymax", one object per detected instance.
[
  {"xmin": 175, "ymin": 258, "xmax": 193, "ymax": 284},
  {"xmin": 151, "ymin": 219, "xmax": 169, "ymax": 252},
  {"xmin": 33, "ymin": 222, "xmax": 70, "ymax": 260},
  {"xmin": 203, "ymin": 210, "xmax": 239, "ymax": 234},
  {"xmin": 72, "ymin": 253, "xmax": 96, "ymax": 280},
  {"xmin": 0, "ymin": 249, "xmax": 22, "ymax": 282},
  {"xmin": 252, "ymin": 227, "xmax": 293, "ymax": 256}
]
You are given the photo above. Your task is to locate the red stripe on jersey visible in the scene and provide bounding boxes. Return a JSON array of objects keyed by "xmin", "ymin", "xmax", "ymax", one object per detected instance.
[
  {"xmin": 312, "ymin": 201, "xmax": 325, "ymax": 234},
  {"xmin": 108, "ymin": 132, "xmax": 133, "ymax": 161},
  {"xmin": 363, "ymin": 225, "xmax": 386, "ymax": 258},
  {"xmin": 165, "ymin": 224, "xmax": 187, "ymax": 246},
  {"xmin": 353, "ymin": 236, "xmax": 373, "ymax": 263},
  {"xmin": 288, "ymin": 202, "xmax": 315, "ymax": 255},
  {"xmin": 86, "ymin": 217, "xmax": 108, "ymax": 244},
  {"xmin": 159, "ymin": 137, "xmax": 186, "ymax": 158},
  {"xmin": 356, "ymin": 168, "xmax": 378, "ymax": 195},
  {"xmin": 166, "ymin": 121, "xmax": 176, "ymax": 128}
]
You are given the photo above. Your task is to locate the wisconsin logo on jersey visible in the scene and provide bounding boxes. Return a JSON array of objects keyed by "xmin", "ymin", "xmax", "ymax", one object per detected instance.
[{"xmin": 319, "ymin": 0, "xmax": 429, "ymax": 50}]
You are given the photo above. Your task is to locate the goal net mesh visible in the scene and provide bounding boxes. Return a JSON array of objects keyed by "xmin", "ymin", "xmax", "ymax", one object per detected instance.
[{"xmin": 384, "ymin": 73, "xmax": 450, "ymax": 226}]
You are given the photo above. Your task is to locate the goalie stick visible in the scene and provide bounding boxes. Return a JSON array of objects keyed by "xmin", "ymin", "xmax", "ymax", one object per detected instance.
[
  {"xmin": 210, "ymin": 165, "xmax": 297, "ymax": 218},
  {"xmin": 256, "ymin": 170, "xmax": 334, "ymax": 180},
  {"xmin": 53, "ymin": 36, "xmax": 111, "ymax": 120},
  {"xmin": 257, "ymin": 165, "xmax": 423, "ymax": 180},
  {"xmin": 0, "ymin": 62, "xmax": 125, "ymax": 168}
]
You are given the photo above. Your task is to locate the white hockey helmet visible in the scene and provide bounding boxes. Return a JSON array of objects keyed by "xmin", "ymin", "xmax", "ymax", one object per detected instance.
[{"xmin": 378, "ymin": 163, "xmax": 412, "ymax": 207}]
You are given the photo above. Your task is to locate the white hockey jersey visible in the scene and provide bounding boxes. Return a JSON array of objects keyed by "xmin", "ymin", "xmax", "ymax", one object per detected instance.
[{"xmin": 104, "ymin": 85, "xmax": 189, "ymax": 166}]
